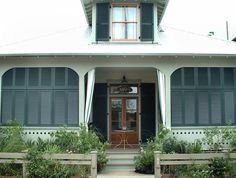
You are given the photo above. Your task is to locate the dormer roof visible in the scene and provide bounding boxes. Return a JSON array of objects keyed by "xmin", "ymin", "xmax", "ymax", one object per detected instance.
[{"xmin": 80, "ymin": 0, "xmax": 169, "ymax": 26}]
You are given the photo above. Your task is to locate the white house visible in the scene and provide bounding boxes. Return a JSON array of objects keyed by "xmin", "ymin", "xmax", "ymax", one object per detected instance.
[{"xmin": 0, "ymin": 0, "xmax": 236, "ymax": 144}]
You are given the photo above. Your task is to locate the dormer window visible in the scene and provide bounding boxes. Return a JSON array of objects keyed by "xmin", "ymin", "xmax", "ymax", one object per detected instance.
[
  {"xmin": 112, "ymin": 4, "xmax": 137, "ymax": 41},
  {"xmin": 96, "ymin": 2, "xmax": 154, "ymax": 42}
]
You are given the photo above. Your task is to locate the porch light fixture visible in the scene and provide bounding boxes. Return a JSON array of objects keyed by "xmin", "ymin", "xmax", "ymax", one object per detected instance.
[
  {"xmin": 118, "ymin": 76, "xmax": 132, "ymax": 93},
  {"xmin": 121, "ymin": 75, "xmax": 128, "ymax": 83}
]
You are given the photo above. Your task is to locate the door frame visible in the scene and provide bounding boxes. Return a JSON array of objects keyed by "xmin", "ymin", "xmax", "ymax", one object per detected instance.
[{"xmin": 109, "ymin": 96, "xmax": 139, "ymax": 144}]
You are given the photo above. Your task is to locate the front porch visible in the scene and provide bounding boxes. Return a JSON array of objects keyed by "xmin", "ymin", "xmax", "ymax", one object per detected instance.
[{"xmin": 90, "ymin": 67, "xmax": 163, "ymax": 145}]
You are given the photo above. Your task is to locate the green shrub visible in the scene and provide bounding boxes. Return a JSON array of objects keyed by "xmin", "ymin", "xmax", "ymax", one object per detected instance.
[
  {"xmin": 161, "ymin": 136, "xmax": 177, "ymax": 153},
  {"xmin": 190, "ymin": 164, "xmax": 212, "ymax": 178},
  {"xmin": 0, "ymin": 120, "xmax": 26, "ymax": 152},
  {"xmin": 134, "ymin": 126, "xmax": 171, "ymax": 174},
  {"xmin": 134, "ymin": 149, "xmax": 154, "ymax": 174},
  {"xmin": 186, "ymin": 139, "xmax": 202, "ymax": 153},
  {"xmin": 51, "ymin": 127, "xmax": 80, "ymax": 153},
  {"xmin": 210, "ymin": 157, "xmax": 230, "ymax": 177},
  {"xmin": 203, "ymin": 125, "xmax": 236, "ymax": 151},
  {"xmin": 51, "ymin": 124, "xmax": 108, "ymax": 172},
  {"xmin": 0, "ymin": 120, "xmax": 26, "ymax": 176},
  {"xmin": 26, "ymin": 140, "xmax": 82, "ymax": 178}
]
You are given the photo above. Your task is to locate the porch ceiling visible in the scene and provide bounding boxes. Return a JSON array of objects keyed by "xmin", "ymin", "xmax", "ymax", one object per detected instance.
[{"xmin": 95, "ymin": 67, "xmax": 157, "ymax": 83}]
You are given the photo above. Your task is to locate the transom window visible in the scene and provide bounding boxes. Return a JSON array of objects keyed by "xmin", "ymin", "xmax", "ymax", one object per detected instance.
[{"xmin": 112, "ymin": 4, "xmax": 137, "ymax": 41}]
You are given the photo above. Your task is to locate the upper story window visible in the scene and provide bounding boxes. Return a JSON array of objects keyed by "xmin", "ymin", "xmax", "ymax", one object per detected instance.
[
  {"xmin": 112, "ymin": 4, "xmax": 137, "ymax": 41},
  {"xmin": 96, "ymin": 2, "xmax": 154, "ymax": 42}
]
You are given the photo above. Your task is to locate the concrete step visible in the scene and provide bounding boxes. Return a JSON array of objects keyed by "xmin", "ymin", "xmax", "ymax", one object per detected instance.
[{"xmin": 104, "ymin": 149, "xmax": 140, "ymax": 173}]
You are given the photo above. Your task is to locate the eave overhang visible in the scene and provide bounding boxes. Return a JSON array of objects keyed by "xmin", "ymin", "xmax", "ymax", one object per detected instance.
[
  {"xmin": 80, "ymin": 0, "xmax": 169, "ymax": 26},
  {"xmin": 1, "ymin": 53, "xmax": 236, "ymax": 58}
]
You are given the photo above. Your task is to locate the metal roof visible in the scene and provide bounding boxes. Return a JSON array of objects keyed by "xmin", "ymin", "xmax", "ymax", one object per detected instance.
[
  {"xmin": 81, "ymin": 0, "xmax": 169, "ymax": 26},
  {"xmin": 1, "ymin": 27, "xmax": 236, "ymax": 57}
]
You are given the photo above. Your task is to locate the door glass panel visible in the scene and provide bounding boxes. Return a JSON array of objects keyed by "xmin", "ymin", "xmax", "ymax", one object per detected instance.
[
  {"xmin": 111, "ymin": 99, "xmax": 122, "ymax": 131},
  {"xmin": 126, "ymin": 99, "xmax": 137, "ymax": 131}
]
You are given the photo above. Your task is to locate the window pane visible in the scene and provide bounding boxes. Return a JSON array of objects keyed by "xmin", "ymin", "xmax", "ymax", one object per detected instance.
[
  {"xmin": 55, "ymin": 68, "xmax": 65, "ymax": 86},
  {"xmin": 126, "ymin": 23, "xmax": 136, "ymax": 39},
  {"xmin": 113, "ymin": 7, "xmax": 124, "ymax": 21},
  {"xmin": 184, "ymin": 68, "xmax": 194, "ymax": 86},
  {"xmin": 198, "ymin": 68, "xmax": 208, "ymax": 86},
  {"xmin": 126, "ymin": 7, "xmax": 136, "ymax": 21},
  {"xmin": 126, "ymin": 99, "xmax": 137, "ymax": 131},
  {"xmin": 171, "ymin": 91, "xmax": 183, "ymax": 125},
  {"xmin": 224, "ymin": 92, "xmax": 235, "ymax": 124},
  {"xmin": 171, "ymin": 68, "xmax": 182, "ymax": 87},
  {"xmin": 224, "ymin": 68, "xmax": 234, "ymax": 87},
  {"xmin": 113, "ymin": 23, "xmax": 125, "ymax": 39},
  {"xmin": 211, "ymin": 92, "xmax": 222, "ymax": 125},
  {"xmin": 111, "ymin": 99, "xmax": 122, "ymax": 131},
  {"xmin": 2, "ymin": 69, "xmax": 13, "ymax": 87},
  {"xmin": 211, "ymin": 68, "xmax": 220, "ymax": 86},
  {"xmin": 15, "ymin": 68, "xmax": 25, "ymax": 86},
  {"xmin": 184, "ymin": 92, "xmax": 195, "ymax": 125},
  {"xmin": 41, "ymin": 68, "xmax": 52, "ymax": 86},
  {"xmin": 198, "ymin": 92, "xmax": 210, "ymax": 125},
  {"xmin": 29, "ymin": 68, "xmax": 39, "ymax": 86}
]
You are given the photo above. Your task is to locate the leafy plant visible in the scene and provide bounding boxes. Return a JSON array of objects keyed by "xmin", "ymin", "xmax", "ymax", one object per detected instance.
[
  {"xmin": 51, "ymin": 124, "xmax": 108, "ymax": 172},
  {"xmin": 210, "ymin": 157, "xmax": 230, "ymax": 177},
  {"xmin": 26, "ymin": 142, "xmax": 79, "ymax": 178},
  {"xmin": 134, "ymin": 147, "xmax": 154, "ymax": 174},
  {"xmin": 50, "ymin": 127, "xmax": 80, "ymax": 153},
  {"xmin": 176, "ymin": 165, "xmax": 191, "ymax": 177},
  {"xmin": 76, "ymin": 124, "xmax": 108, "ymax": 172},
  {"xmin": 203, "ymin": 125, "xmax": 236, "ymax": 151},
  {"xmin": 190, "ymin": 164, "xmax": 212, "ymax": 178},
  {"xmin": 186, "ymin": 139, "xmax": 202, "ymax": 153},
  {"xmin": 0, "ymin": 120, "xmax": 26, "ymax": 152},
  {"xmin": 134, "ymin": 126, "xmax": 171, "ymax": 174},
  {"xmin": 0, "ymin": 120, "xmax": 26, "ymax": 176}
]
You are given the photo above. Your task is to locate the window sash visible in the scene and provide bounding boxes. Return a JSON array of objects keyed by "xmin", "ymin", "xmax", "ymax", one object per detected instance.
[{"xmin": 112, "ymin": 4, "xmax": 137, "ymax": 41}]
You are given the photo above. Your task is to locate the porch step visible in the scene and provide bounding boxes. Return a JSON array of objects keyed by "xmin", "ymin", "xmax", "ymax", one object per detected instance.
[{"xmin": 102, "ymin": 149, "xmax": 140, "ymax": 173}]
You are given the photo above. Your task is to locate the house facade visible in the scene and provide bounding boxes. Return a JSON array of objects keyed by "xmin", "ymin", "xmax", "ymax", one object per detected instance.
[{"xmin": 0, "ymin": 0, "xmax": 236, "ymax": 144}]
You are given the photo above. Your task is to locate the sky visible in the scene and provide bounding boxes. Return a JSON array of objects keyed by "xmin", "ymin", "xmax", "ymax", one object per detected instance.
[
  {"xmin": 161, "ymin": 0, "xmax": 236, "ymax": 40},
  {"xmin": 0, "ymin": 0, "xmax": 235, "ymax": 49}
]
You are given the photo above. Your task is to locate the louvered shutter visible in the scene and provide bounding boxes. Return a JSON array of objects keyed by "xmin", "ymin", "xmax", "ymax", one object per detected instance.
[
  {"xmin": 96, "ymin": 3, "xmax": 110, "ymax": 41},
  {"xmin": 140, "ymin": 3, "xmax": 154, "ymax": 41}
]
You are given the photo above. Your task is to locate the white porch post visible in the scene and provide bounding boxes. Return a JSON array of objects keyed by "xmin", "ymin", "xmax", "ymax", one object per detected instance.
[
  {"xmin": 78, "ymin": 72, "xmax": 86, "ymax": 124},
  {"xmin": 153, "ymin": 3, "xmax": 158, "ymax": 42},
  {"xmin": 165, "ymin": 73, "xmax": 171, "ymax": 129},
  {"xmin": 0, "ymin": 73, "xmax": 2, "ymax": 120},
  {"xmin": 91, "ymin": 4, "xmax": 96, "ymax": 43},
  {"xmin": 84, "ymin": 69, "xmax": 95, "ymax": 125}
]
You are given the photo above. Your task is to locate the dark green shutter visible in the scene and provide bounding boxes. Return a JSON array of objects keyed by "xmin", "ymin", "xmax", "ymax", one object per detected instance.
[
  {"xmin": 96, "ymin": 3, "xmax": 110, "ymax": 41},
  {"xmin": 93, "ymin": 83, "xmax": 107, "ymax": 142},
  {"xmin": 141, "ymin": 83, "xmax": 155, "ymax": 143},
  {"xmin": 140, "ymin": 3, "xmax": 154, "ymax": 41}
]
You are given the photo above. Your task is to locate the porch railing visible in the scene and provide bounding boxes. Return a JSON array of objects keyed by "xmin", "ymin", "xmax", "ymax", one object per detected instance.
[
  {"xmin": 0, "ymin": 151, "xmax": 97, "ymax": 178},
  {"xmin": 154, "ymin": 151, "xmax": 236, "ymax": 178}
]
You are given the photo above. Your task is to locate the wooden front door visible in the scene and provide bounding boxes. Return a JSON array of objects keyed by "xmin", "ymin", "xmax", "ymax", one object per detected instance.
[{"xmin": 110, "ymin": 97, "xmax": 139, "ymax": 144}]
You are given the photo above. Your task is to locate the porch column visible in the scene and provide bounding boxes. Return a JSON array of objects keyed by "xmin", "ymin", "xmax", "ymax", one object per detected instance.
[
  {"xmin": 165, "ymin": 73, "xmax": 171, "ymax": 129},
  {"xmin": 0, "ymin": 72, "xmax": 2, "ymax": 120},
  {"xmin": 79, "ymin": 75, "xmax": 85, "ymax": 124},
  {"xmin": 77, "ymin": 70, "xmax": 87, "ymax": 125}
]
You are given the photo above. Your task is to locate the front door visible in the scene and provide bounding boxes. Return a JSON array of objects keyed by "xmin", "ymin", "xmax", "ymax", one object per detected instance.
[{"xmin": 110, "ymin": 97, "xmax": 139, "ymax": 144}]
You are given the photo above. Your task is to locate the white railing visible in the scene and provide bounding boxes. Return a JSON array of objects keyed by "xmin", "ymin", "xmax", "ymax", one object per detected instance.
[
  {"xmin": 154, "ymin": 151, "xmax": 236, "ymax": 178},
  {"xmin": 0, "ymin": 151, "xmax": 97, "ymax": 178}
]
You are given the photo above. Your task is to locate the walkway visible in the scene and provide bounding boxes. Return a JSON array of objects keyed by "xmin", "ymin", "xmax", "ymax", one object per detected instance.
[{"xmin": 98, "ymin": 171, "xmax": 154, "ymax": 178}]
